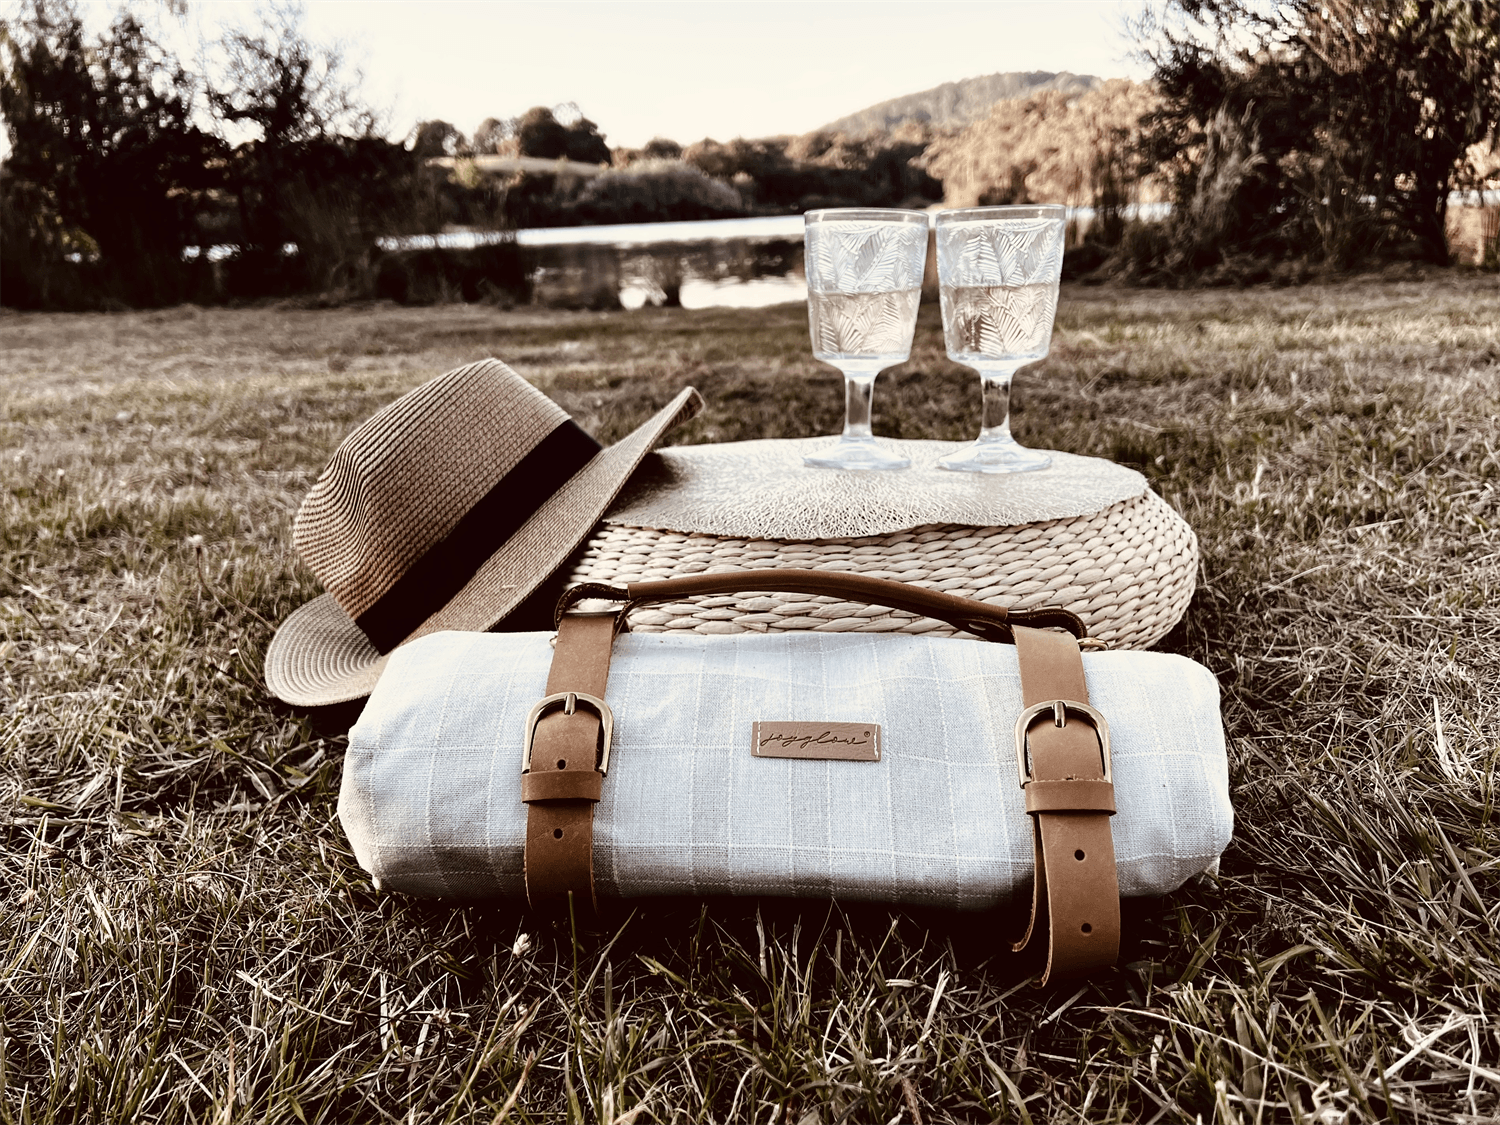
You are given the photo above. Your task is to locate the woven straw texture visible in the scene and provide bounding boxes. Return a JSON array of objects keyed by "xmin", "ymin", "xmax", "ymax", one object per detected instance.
[
  {"xmin": 265, "ymin": 381, "xmax": 703, "ymax": 707},
  {"xmin": 606, "ymin": 441, "xmax": 1149, "ymax": 540},
  {"xmin": 264, "ymin": 593, "xmax": 390, "ymax": 707},
  {"xmin": 566, "ymin": 490, "xmax": 1197, "ymax": 650},
  {"xmin": 293, "ymin": 358, "xmax": 569, "ymax": 621}
]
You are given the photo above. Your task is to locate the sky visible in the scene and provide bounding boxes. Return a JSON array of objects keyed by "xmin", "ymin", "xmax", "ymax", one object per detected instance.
[{"xmin": 58, "ymin": 0, "xmax": 1150, "ymax": 149}]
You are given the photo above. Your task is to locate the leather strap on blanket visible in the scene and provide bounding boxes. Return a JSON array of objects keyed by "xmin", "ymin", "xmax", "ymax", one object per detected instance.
[
  {"xmin": 523, "ymin": 571, "xmax": 1121, "ymax": 981},
  {"xmin": 1010, "ymin": 625, "xmax": 1121, "ymax": 983},
  {"xmin": 521, "ymin": 612, "xmax": 615, "ymax": 909}
]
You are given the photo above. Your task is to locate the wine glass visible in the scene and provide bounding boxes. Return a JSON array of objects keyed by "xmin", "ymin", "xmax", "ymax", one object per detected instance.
[
  {"xmin": 803, "ymin": 208, "xmax": 929, "ymax": 470},
  {"xmin": 935, "ymin": 204, "xmax": 1066, "ymax": 473}
]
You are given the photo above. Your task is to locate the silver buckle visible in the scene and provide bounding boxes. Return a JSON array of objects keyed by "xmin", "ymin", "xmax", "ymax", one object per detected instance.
[
  {"xmin": 522, "ymin": 691, "xmax": 614, "ymax": 776},
  {"xmin": 1014, "ymin": 699, "xmax": 1111, "ymax": 788}
]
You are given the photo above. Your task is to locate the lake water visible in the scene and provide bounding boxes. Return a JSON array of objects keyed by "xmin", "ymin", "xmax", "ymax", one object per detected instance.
[
  {"xmin": 414, "ymin": 205, "xmax": 1179, "ymax": 310},
  {"xmin": 386, "ymin": 215, "xmax": 811, "ymax": 310},
  {"xmin": 202, "ymin": 191, "xmax": 1500, "ymax": 308}
]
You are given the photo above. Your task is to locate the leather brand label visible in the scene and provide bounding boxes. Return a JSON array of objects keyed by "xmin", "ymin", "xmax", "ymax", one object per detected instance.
[{"xmin": 751, "ymin": 722, "xmax": 881, "ymax": 761}]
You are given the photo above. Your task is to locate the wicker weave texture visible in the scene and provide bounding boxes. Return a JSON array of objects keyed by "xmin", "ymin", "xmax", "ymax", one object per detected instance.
[
  {"xmin": 569, "ymin": 491, "xmax": 1197, "ymax": 650},
  {"xmin": 293, "ymin": 359, "xmax": 568, "ymax": 621}
]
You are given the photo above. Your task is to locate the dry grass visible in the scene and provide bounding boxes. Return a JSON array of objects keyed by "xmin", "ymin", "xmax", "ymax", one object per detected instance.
[{"xmin": 3, "ymin": 275, "xmax": 1500, "ymax": 1122}]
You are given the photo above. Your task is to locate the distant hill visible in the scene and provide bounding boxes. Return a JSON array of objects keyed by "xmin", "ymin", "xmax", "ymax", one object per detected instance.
[{"xmin": 820, "ymin": 71, "xmax": 1105, "ymax": 137}]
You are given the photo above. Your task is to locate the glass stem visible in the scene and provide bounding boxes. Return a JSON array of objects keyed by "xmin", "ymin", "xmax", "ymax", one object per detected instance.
[
  {"xmin": 975, "ymin": 366, "xmax": 1020, "ymax": 446},
  {"xmin": 841, "ymin": 369, "xmax": 878, "ymax": 443}
]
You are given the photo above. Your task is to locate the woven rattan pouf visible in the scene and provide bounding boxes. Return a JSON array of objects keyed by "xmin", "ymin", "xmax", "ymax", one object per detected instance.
[{"xmin": 565, "ymin": 439, "xmax": 1197, "ymax": 650}]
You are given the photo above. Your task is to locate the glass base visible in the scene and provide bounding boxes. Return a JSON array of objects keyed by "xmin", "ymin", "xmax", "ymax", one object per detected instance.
[
  {"xmin": 937, "ymin": 440, "xmax": 1052, "ymax": 474},
  {"xmin": 803, "ymin": 438, "xmax": 911, "ymax": 471}
]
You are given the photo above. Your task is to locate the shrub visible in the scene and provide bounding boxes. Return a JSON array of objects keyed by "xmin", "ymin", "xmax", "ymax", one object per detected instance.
[{"xmin": 571, "ymin": 160, "xmax": 745, "ymax": 225}]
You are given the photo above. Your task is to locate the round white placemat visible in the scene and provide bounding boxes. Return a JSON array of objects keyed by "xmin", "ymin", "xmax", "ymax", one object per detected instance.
[{"xmin": 604, "ymin": 438, "xmax": 1148, "ymax": 539}]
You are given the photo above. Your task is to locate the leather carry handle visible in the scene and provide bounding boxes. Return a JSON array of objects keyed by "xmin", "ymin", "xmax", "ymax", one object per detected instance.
[{"xmin": 556, "ymin": 569, "xmax": 1087, "ymax": 644}]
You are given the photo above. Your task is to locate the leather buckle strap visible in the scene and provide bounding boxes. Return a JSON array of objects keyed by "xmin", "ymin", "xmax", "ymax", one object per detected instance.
[
  {"xmin": 522, "ymin": 613, "xmax": 619, "ymax": 910},
  {"xmin": 1015, "ymin": 699, "xmax": 1111, "ymax": 787},
  {"xmin": 527, "ymin": 577, "xmax": 1120, "ymax": 958},
  {"xmin": 1010, "ymin": 626, "xmax": 1122, "ymax": 984},
  {"xmin": 523, "ymin": 692, "xmax": 613, "ymax": 776}
]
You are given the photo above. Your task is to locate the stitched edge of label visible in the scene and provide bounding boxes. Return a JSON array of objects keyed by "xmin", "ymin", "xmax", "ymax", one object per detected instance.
[{"xmin": 751, "ymin": 721, "xmax": 881, "ymax": 761}]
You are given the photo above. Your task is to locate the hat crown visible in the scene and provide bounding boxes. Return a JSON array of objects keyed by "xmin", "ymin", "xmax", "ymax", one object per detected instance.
[{"xmin": 293, "ymin": 360, "xmax": 572, "ymax": 623}]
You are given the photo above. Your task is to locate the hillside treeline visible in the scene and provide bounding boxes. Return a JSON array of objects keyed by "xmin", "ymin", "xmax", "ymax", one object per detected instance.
[
  {"xmin": 821, "ymin": 71, "xmax": 1103, "ymax": 136},
  {"xmin": 432, "ymin": 109, "xmax": 945, "ymax": 229},
  {"xmin": 923, "ymin": 80, "xmax": 1164, "ymax": 220}
]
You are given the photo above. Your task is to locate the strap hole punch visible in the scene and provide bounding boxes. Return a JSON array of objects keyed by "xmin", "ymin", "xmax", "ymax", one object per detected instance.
[
  {"xmin": 556, "ymin": 758, "xmax": 567, "ymax": 770},
  {"xmin": 553, "ymin": 828, "xmax": 564, "ymax": 839},
  {"xmin": 1081, "ymin": 923, "xmax": 1093, "ymax": 934},
  {"xmin": 1075, "ymin": 849, "xmax": 1086, "ymax": 861}
]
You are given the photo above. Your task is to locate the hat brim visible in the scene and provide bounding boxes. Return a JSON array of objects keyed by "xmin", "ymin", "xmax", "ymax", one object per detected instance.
[{"xmin": 265, "ymin": 386, "xmax": 702, "ymax": 706}]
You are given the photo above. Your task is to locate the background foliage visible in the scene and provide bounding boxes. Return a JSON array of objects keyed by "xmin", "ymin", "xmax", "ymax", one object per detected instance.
[
  {"xmin": 4, "ymin": 1, "xmax": 1500, "ymax": 308},
  {"xmin": 0, "ymin": 3, "xmax": 222, "ymax": 307},
  {"xmin": 1116, "ymin": 0, "xmax": 1500, "ymax": 279},
  {"xmin": 0, "ymin": 0, "xmax": 505, "ymax": 310}
]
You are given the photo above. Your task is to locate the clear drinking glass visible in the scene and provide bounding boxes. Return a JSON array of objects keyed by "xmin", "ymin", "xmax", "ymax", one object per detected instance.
[
  {"xmin": 936, "ymin": 204, "xmax": 1066, "ymax": 473},
  {"xmin": 803, "ymin": 208, "xmax": 930, "ymax": 470}
]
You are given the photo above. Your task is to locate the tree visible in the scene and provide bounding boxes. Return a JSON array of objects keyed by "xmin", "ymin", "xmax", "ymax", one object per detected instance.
[
  {"xmin": 1138, "ymin": 0, "xmax": 1500, "ymax": 268},
  {"xmin": 206, "ymin": 7, "xmax": 427, "ymax": 293},
  {"xmin": 209, "ymin": 6, "xmax": 374, "ymax": 148},
  {"xmin": 563, "ymin": 114, "xmax": 610, "ymax": 164},
  {"xmin": 1, "ymin": 0, "xmax": 223, "ymax": 306},
  {"xmin": 516, "ymin": 106, "xmax": 568, "ymax": 159},
  {"xmin": 411, "ymin": 119, "xmax": 464, "ymax": 160},
  {"xmin": 514, "ymin": 105, "xmax": 611, "ymax": 164},
  {"xmin": 471, "ymin": 116, "xmax": 511, "ymax": 154},
  {"xmin": 642, "ymin": 137, "xmax": 683, "ymax": 161}
]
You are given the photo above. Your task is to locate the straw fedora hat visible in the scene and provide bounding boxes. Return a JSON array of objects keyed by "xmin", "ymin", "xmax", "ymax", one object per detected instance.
[{"xmin": 265, "ymin": 358, "xmax": 702, "ymax": 706}]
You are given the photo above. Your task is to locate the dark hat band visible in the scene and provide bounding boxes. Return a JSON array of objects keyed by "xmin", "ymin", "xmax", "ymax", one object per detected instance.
[{"xmin": 354, "ymin": 419, "xmax": 602, "ymax": 652}]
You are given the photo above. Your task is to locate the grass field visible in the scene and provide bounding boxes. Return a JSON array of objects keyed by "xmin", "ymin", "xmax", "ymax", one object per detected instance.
[{"xmin": 4, "ymin": 275, "xmax": 1500, "ymax": 1123}]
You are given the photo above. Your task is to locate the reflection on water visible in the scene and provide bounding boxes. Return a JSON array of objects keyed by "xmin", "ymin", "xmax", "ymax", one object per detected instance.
[
  {"xmin": 374, "ymin": 214, "xmax": 811, "ymax": 310},
  {"xmin": 680, "ymin": 275, "xmax": 808, "ymax": 309},
  {"xmin": 529, "ymin": 232, "xmax": 807, "ymax": 311},
  {"xmin": 506, "ymin": 207, "xmax": 1171, "ymax": 310}
]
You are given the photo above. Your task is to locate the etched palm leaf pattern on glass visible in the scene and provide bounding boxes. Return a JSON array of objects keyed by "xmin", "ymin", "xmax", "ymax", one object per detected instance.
[
  {"xmin": 806, "ymin": 220, "xmax": 927, "ymax": 363},
  {"xmin": 933, "ymin": 205, "xmax": 1065, "ymax": 474},
  {"xmin": 800, "ymin": 210, "xmax": 928, "ymax": 470},
  {"xmin": 938, "ymin": 218, "xmax": 1066, "ymax": 363},
  {"xmin": 806, "ymin": 222, "xmax": 927, "ymax": 292}
]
